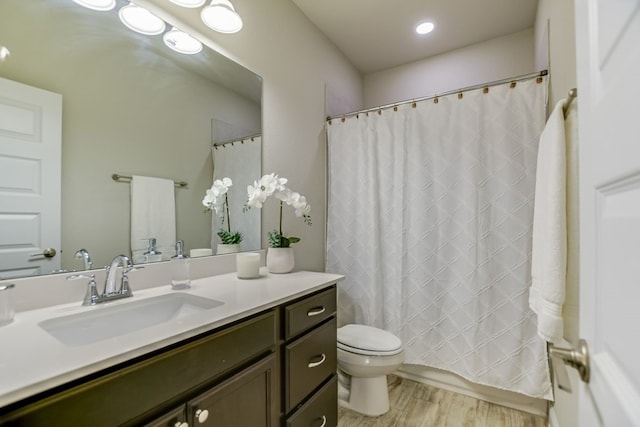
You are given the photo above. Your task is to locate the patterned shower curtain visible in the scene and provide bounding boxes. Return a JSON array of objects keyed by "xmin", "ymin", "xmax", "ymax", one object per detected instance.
[
  {"xmin": 211, "ymin": 136, "xmax": 262, "ymax": 252},
  {"xmin": 326, "ymin": 77, "xmax": 552, "ymax": 399}
]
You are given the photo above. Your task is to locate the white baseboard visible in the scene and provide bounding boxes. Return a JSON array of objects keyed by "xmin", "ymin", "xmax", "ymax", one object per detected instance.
[{"xmin": 396, "ymin": 364, "xmax": 548, "ymax": 418}]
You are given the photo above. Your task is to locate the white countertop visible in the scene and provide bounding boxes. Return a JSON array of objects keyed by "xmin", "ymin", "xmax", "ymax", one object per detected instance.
[{"xmin": 0, "ymin": 270, "xmax": 343, "ymax": 408}]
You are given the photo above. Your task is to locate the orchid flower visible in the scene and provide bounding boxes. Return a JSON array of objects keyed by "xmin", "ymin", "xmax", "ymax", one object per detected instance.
[
  {"xmin": 202, "ymin": 177, "xmax": 242, "ymax": 244},
  {"xmin": 203, "ymin": 177, "xmax": 232, "ymax": 217},
  {"xmin": 245, "ymin": 173, "xmax": 312, "ymax": 247},
  {"xmin": 246, "ymin": 173, "xmax": 288, "ymax": 208}
]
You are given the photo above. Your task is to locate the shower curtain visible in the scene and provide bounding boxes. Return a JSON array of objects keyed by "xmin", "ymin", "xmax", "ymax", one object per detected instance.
[
  {"xmin": 326, "ymin": 77, "xmax": 552, "ymax": 399},
  {"xmin": 211, "ymin": 136, "xmax": 261, "ymax": 252}
]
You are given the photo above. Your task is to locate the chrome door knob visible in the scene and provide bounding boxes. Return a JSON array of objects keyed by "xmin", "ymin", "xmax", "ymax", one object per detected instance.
[{"xmin": 30, "ymin": 248, "xmax": 57, "ymax": 258}]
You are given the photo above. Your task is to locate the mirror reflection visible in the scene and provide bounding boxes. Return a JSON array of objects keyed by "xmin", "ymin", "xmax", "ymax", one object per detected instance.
[{"xmin": 0, "ymin": 0, "xmax": 262, "ymax": 279}]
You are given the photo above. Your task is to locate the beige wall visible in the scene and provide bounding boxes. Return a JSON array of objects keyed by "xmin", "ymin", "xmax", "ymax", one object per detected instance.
[
  {"xmin": 535, "ymin": 0, "xmax": 578, "ymax": 107},
  {"xmin": 363, "ymin": 29, "xmax": 535, "ymax": 108}
]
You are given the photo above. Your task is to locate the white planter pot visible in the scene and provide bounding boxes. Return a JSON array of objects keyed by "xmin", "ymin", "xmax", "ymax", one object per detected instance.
[
  {"xmin": 266, "ymin": 247, "xmax": 295, "ymax": 273},
  {"xmin": 216, "ymin": 243, "xmax": 240, "ymax": 255}
]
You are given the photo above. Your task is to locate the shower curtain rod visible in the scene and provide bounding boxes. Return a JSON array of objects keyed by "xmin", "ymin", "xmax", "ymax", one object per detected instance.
[
  {"xmin": 213, "ymin": 133, "xmax": 261, "ymax": 148},
  {"xmin": 327, "ymin": 69, "xmax": 548, "ymax": 122}
]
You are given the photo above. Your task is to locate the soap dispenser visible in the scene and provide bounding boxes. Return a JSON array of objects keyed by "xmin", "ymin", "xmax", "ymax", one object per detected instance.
[
  {"xmin": 143, "ymin": 238, "xmax": 162, "ymax": 263},
  {"xmin": 170, "ymin": 240, "xmax": 191, "ymax": 290}
]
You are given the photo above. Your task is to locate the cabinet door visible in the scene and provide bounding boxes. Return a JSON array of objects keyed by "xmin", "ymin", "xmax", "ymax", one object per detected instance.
[{"xmin": 187, "ymin": 354, "xmax": 279, "ymax": 427}]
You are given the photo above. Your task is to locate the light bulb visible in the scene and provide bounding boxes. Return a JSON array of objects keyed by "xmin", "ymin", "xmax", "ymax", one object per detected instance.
[
  {"xmin": 163, "ymin": 28, "xmax": 203, "ymax": 55},
  {"xmin": 119, "ymin": 3, "xmax": 166, "ymax": 35},
  {"xmin": 168, "ymin": 0, "xmax": 206, "ymax": 7},
  {"xmin": 72, "ymin": 0, "xmax": 116, "ymax": 11},
  {"xmin": 201, "ymin": 0, "xmax": 243, "ymax": 34}
]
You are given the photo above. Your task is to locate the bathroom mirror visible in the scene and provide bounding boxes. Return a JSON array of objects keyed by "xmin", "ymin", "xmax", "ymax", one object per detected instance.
[{"xmin": 0, "ymin": 0, "xmax": 262, "ymax": 279}]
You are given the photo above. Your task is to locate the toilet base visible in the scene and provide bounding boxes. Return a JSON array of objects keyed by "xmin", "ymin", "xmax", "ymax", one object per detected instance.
[{"xmin": 338, "ymin": 374, "xmax": 390, "ymax": 417}]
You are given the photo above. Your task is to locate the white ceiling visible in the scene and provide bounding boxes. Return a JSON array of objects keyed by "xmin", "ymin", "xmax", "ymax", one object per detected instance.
[{"xmin": 291, "ymin": 0, "xmax": 539, "ymax": 74}]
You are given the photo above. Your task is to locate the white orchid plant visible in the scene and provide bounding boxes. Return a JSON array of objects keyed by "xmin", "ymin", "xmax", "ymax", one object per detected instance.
[
  {"xmin": 202, "ymin": 177, "xmax": 243, "ymax": 245},
  {"xmin": 245, "ymin": 173, "xmax": 311, "ymax": 248}
]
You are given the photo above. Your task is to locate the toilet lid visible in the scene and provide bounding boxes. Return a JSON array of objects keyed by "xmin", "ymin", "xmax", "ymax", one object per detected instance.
[{"xmin": 337, "ymin": 324, "xmax": 403, "ymax": 355}]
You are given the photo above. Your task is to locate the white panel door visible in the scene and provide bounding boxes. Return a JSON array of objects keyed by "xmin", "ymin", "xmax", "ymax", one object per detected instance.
[
  {"xmin": 0, "ymin": 77, "xmax": 62, "ymax": 278},
  {"xmin": 575, "ymin": 0, "xmax": 640, "ymax": 425}
]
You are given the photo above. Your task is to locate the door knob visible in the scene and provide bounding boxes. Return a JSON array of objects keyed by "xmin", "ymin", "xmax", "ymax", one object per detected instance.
[
  {"xmin": 30, "ymin": 248, "xmax": 57, "ymax": 258},
  {"xmin": 549, "ymin": 338, "xmax": 590, "ymax": 392}
]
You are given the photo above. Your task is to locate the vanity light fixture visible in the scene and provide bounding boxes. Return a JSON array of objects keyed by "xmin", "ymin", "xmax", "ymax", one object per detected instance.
[
  {"xmin": 416, "ymin": 22, "xmax": 435, "ymax": 35},
  {"xmin": 71, "ymin": 0, "xmax": 116, "ymax": 11},
  {"xmin": 201, "ymin": 0, "xmax": 243, "ymax": 34},
  {"xmin": 163, "ymin": 27, "xmax": 203, "ymax": 54},
  {"xmin": 168, "ymin": 0, "xmax": 207, "ymax": 7},
  {"xmin": 118, "ymin": 2, "xmax": 166, "ymax": 35}
]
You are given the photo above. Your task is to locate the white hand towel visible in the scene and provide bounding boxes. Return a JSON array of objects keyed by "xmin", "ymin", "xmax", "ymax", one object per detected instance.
[
  {"xmin": 529, "ymin": 99, "xmax": 568, "ymax": 344},
  {"xmin": 130, "ymin": 175, "xmax": 176, "ymax": 264}
]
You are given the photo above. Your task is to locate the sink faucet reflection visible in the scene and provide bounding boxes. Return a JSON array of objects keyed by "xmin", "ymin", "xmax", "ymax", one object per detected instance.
[{"xmin": 74, "ymin": 248, "xmax": 93, "ymax": 270}]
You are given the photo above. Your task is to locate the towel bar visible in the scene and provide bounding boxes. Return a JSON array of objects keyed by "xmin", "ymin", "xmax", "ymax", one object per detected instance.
[
  {"xmin": 112, "ymin": 174, "xmax": 188, "ymax": 188},
  {"xmin": 563, "ymin": 88, "xmax": 577, "ymax": 116}
]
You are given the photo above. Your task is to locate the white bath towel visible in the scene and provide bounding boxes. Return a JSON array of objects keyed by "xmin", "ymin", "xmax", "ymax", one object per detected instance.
[
  {"xmin": 130, "ymin": 175, "xmax": 176, "ymax": 264},
  {"xmin": 529, "ymin": 99, "xmax": 568, "ymax": 344}
]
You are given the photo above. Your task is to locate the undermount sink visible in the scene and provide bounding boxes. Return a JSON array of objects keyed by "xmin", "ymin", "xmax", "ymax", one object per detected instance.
[{"xmin": 39, "ymin": 293, "xmax": 224, "ymax": 347}]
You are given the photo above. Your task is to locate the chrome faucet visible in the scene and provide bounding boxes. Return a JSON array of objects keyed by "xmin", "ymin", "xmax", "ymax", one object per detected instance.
[
  {"xmin": 104, "ymin": 254, "xmax": 133, "ymax": 296},
  {"xmin": 68, "ymin": 254, "xmax": 139, "ymax": 306},
  {"xmin": 74, "ymin": 248, "xmax": 93, "ymax": 270}
]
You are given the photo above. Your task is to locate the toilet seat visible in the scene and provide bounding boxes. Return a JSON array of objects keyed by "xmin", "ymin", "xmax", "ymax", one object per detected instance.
[{"xmin": 337, "ymin": 324, "xmax": 403, "ymax": 356}]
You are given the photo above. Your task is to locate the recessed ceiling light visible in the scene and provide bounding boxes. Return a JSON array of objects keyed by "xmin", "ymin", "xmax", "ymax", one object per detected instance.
[
  {"xmin": 416, "ymin": 22, "xmax": 435, "ymax": 35},
  {"xmin": 72, "ymin": 0, "xmax": 116, "ymax": 11},
  {"xmin": 119, "ymin": 3, "xmax": 166, "ymax": 35},
  {"xmin": 163, "ymin": 28, "xmax": 203, "ymax": 54},
  {"xmin": 168, "ymin": 0, "xmax": 206, "ymax": 7}
]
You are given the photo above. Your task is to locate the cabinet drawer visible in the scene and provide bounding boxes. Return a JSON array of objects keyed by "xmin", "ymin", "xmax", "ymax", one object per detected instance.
[
  {"xmin": 286, "ymin": 376, "xmax": 337, "ymax": 427},
  {"xmin": 285, "ymin": 318, "xmax": 337, "ymax": 412},
  {"xmin": 284, "ymin": 286, "xmax": 336, "ymax": 340}
]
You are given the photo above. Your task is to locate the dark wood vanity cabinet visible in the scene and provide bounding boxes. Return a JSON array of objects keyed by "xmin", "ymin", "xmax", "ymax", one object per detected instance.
[
  {"xmin": 0, "ymin": 311, "xmax": 277, "ymax": 427},
  {"xmin": 281, "ymin": 286, "xmax": 338, "ymax": 427},
  {"xmin": 0, "ymin": 283, "xmax": 338, "ymax": 427}
]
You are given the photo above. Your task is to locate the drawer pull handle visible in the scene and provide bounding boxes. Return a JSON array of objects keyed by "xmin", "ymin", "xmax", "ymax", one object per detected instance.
[
  {"xmin": 307, "ymin": 306, "xmax": 326, "ymax": 317},
  {"xmin": 318, "ymin": 415, "xmax": 327, "ymax": 427},
  {"xmin": 308, "ymin": 353, "xmax": 326, "ymax": 368},
  {"xmin": 174, "ymin": 422, "xmax": 188, "ymax": 427}
]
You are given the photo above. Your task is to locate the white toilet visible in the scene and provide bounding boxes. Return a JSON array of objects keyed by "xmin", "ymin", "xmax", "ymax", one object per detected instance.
[{"xmin": 337, "ymin": 324, "xmax": 405, "ymax": 416}]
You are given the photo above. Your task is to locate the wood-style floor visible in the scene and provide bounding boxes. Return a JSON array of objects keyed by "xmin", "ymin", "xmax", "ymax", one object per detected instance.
[{"xmin": 337, "ymin": 375, "xmax": 547, "ymax": 427}]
